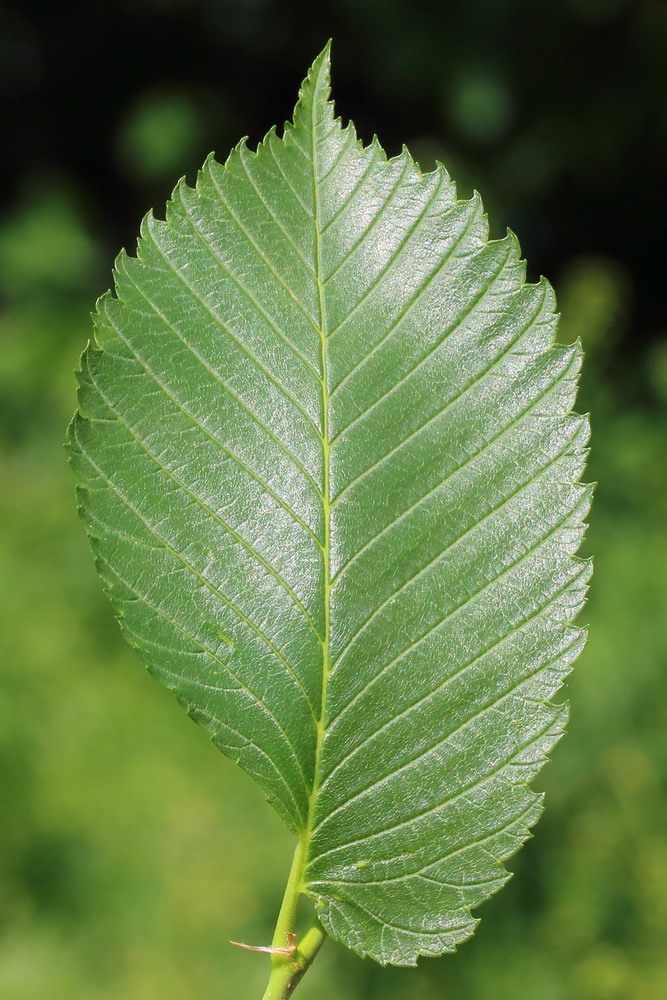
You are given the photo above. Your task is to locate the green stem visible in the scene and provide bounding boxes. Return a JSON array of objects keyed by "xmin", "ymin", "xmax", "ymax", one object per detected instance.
[
  {"xmin": 260, "ymin": 840, "xmax": 327, "ymax": 1000},
  {"xmin": 260, "ymin": 921, "xmax": 326, "ymax": 1000}
]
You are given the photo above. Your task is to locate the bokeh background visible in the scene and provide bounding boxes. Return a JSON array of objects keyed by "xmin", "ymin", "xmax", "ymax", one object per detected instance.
[{"xmin": 1, "ymin": 1, "xmax": 666, "ymax": 998}]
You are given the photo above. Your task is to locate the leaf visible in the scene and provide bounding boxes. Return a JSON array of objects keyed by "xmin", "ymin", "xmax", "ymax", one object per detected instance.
[{"xmin": 68, "ymin": 44, "xmax": 591, "ymax": 967}]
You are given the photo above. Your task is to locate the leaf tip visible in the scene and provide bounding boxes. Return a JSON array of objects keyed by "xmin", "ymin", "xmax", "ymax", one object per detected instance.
[{"xmin": 294, "ymin": 41, "xmax": 334, "ymax": 123}]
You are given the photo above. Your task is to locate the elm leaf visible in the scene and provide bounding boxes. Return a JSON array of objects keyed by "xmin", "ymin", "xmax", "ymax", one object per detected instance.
[{"xmin": 68, "ymin": 44, "xmax": 591, "ymax": 968}]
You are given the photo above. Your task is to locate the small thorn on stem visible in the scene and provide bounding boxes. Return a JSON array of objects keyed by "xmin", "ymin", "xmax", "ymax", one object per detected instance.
[{"xmin": 230, "ymin": 932, "xmax": 298, "ymax": 957}]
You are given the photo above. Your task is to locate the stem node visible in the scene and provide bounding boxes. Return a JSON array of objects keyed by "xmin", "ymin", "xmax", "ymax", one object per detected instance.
[{"xmin": 257, "ymin": 841, "xmax": 327, "ymax": 1000}]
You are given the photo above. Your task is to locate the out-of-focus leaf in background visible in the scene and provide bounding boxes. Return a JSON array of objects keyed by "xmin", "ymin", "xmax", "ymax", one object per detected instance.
[
  {"xmin": 116, "ymin": 90, "xmax": 207, "ymax": 183},
  {"xmin": 1, "ymin": 1, "xmax": 666, "ymax": 997}
]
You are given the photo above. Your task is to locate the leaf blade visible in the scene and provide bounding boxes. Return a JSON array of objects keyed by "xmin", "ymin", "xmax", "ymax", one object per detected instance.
[{"xmin": 69, "ymin": 44, "xmax": 590, "ymax": 965}]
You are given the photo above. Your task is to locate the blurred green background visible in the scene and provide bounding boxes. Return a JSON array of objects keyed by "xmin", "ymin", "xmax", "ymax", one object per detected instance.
[{"xmin": 1, "ymin": 1, "xmax": 666, "ymax": 998}]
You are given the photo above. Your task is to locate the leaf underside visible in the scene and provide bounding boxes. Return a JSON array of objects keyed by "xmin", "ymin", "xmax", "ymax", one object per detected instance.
[{"xmin": 69, "ymin": 45, "xmax": 590, "ymax": 966}]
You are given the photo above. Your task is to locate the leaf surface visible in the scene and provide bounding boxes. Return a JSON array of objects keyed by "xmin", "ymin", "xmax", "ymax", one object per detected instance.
[{"xmin": 69, "ymin": 45, "xmax": 590, "ymax": 965}]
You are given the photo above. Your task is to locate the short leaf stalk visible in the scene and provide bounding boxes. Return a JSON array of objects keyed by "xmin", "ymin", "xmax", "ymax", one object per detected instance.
[{"xmin": 259, "ymin": 841, "xmax": 327, "ymax": 999}]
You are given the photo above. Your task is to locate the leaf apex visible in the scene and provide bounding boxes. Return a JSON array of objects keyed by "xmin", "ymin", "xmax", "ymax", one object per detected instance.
[{"xmin": 294, "ymin": 42, "xmax": 334, "ymax": 123}]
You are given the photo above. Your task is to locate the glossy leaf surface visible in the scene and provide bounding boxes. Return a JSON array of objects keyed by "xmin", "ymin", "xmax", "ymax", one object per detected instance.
[{"xmin": 69, "ymin": 46, "xmax": 590, "ymax": 965}]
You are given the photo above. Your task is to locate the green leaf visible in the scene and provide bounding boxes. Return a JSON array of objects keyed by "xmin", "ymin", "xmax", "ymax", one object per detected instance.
[{"xmin": 68, "ymin": 44, "xmax": 591, "ymax": 967}]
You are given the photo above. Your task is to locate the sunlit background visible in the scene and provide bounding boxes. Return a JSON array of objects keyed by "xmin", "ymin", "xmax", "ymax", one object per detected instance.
[{"xmin": 1, "ymin": 2, "xmax": 666, "ymax": 998}]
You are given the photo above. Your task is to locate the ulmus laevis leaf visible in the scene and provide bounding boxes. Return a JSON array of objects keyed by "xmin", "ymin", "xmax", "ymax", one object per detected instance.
[{"xmin": 68, "ymin": 42, "xmax": 590, "ymax": 993}]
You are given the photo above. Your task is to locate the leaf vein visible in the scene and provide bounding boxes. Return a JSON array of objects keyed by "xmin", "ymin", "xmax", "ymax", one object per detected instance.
[
  {"xmin": 238, "ymin": 145, "xmax": 317, "ymax": 275},
  {"xmin": 103, "ymin": 296, "xmax": 324, "ymax": 548},
  {"xmin": 75, "ymin": 423, "xmax": 311, "ymax": 807},
  {"xmin": 319, "ymin": 151, "xmax": 379, "ymax": 234},
  {"xmin": 329, "ymin": 495, "xmax": 587, "ymax": 727},
  {"xmin": 328, "ymin": 197, "xmax": 485, "ymax": 397},
  {"xmin": 331, "ymin": 276, "xmax": 548, "ymax": 505},
  {"xmin": 330, "ymin": 241, "xmax": 517, "ymax": 443},
  {"xmin": 311, "ymin": 711, "xmax": 560, "ymax": 864},
  {"xmin": 86, "ymin": 361, "xmax": 324, "ymax": 647},
  {"xmin": 330, "ymin": 360, "xmax": 579, "ymax": 664},
  {"xmin": 314, "ymin": 629, "xmax": 582, "ymax": 834},
  {"xmin": 176, "ymin": 183, "xmax": 322, "ymax": 372},
  {"xmin": 119, "ymin": 264, "xmax": 323, "ymax": 494},
  {"xmin": 322, "ymin": 155, "xmax": 413, "ymax": 286},
  {"xmin": 267, "ymin": 138, "xmax": 314, "ymax": 218},
  {"xmin": 74, "ymin": 412, "xmax": 320, "ymax": 728},
  {"xmin": 332, "ymin": 330, "xmax": 574, "ymax": 585}
]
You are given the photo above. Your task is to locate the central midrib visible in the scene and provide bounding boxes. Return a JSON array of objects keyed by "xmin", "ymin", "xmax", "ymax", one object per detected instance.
[{"xmin": 300, "ymin": 79, "xmax": 331, "ymax": 884}]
